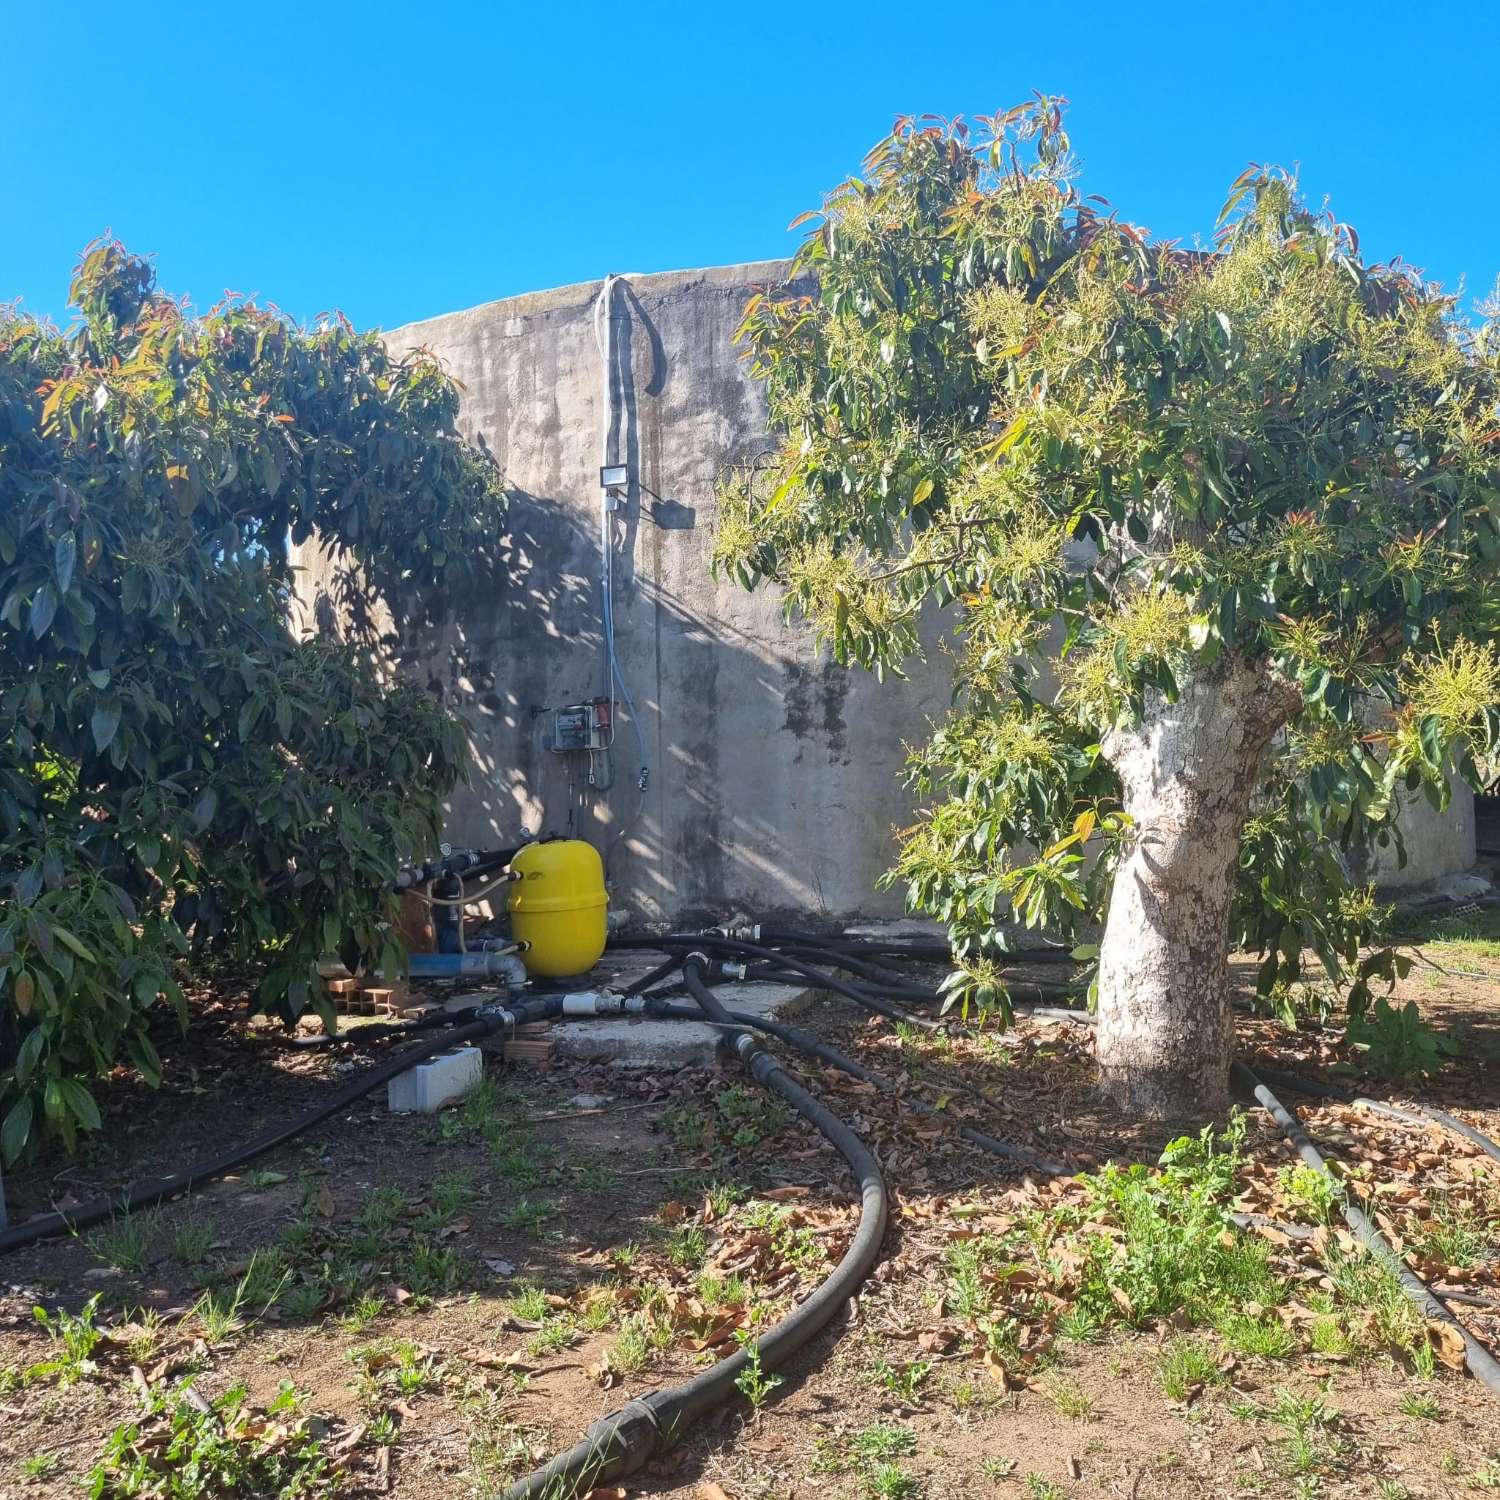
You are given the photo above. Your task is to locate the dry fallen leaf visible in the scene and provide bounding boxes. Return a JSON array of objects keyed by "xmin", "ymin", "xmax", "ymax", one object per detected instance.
[
  {"xmin": 316, "ymin": 1183, "xmax": 336, "ymax": 1219},
  {"xmin": 697, "ymin": 1483, "xmax": 734, "ymax": 1500}
]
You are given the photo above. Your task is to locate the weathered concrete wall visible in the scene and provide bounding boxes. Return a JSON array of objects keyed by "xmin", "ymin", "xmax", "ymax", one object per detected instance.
[
  {"xmin": 297, "ymin": 260, "xmax": 1474, "ymax": 918},
  {"xmin": 305, "ymin": 262, "xmax": 951, "ymax": 922}
]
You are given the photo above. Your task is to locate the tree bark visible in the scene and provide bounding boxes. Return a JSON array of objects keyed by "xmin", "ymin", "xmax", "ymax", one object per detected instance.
[{"xmin": 1096, "ymin": 655, "xmax": 1299, "ymax": 1121}]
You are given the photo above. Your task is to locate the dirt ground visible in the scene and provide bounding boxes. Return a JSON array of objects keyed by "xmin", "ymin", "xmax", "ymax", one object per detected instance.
[{"xmin": 2, "ymin": 934, "xmax": 1498, "ymax": 1500}]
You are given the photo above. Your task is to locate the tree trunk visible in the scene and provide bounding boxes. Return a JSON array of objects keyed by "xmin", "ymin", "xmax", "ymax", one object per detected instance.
[{"xmin": 1096, "ymin": 655, "xmax": 1299, "ymax": 1121}]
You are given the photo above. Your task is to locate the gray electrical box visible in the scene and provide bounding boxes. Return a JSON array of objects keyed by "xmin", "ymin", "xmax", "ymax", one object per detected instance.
[{"xmin": 551, "ymin": 701, "xmax": 611, "ymax": 753}]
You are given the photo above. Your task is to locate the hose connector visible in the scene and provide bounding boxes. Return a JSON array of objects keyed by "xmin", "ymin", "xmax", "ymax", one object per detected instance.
[{"xmin": 711, "ymin": 960, "xmax": 748, "ymax": 982}]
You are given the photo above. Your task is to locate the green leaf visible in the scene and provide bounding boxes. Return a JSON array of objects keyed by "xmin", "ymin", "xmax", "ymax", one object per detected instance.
[
  {"xmin": 29, "ymin": 584, "xmax": 58, "ymax": 638},
  {"xmin": 54, "ymin": 533, "xmax": 77, "ymax": 592},
  {"xmin": 57, "ymin": 1077, "xmax": 102, "ymax": 1133},
  {"xmin": 51, "ymin": 927, "xmax": 97, "ymax": 963},
  {"xmin": 1, "ymin": 1096, "xmax": 34, "ymax": 1165},
  {"xmin": 91, "ymin": 700, "xmax": 121, "ymax": 753}
]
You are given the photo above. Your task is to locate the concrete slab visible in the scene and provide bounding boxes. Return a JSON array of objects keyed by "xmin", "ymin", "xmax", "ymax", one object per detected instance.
[{"xmin": 553, "ymin": 980, "xmax": 815, "ymax": 1069}]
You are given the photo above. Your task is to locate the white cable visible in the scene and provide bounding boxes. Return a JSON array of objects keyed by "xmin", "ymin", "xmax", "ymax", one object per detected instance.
[{"xmin": 591, "ymin": 274, "xmax": 652, "ymax": 870}]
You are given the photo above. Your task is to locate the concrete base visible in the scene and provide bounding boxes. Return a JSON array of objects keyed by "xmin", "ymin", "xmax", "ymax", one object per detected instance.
[
  {"xmin": 388, "ymin": 1045, "xmax": 484, "ymax": 1112},
  {"xmin": 553, "ymin": 980, "xmax": 815, "ymax": 1069}
]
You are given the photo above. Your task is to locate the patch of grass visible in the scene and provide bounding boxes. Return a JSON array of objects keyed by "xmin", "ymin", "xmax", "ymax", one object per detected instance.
[
  {"xmin": 87, "ymin": 1211, "xmax": 159, "ymax": 1273},
  {"xmin": 661, "ymin": 1223, "xmax": 708, "ymax": 1269},
  {"xmin": 358, "ymin": 1186, "xmax": 412, "ymax": 1235},
  {"xmin": 982, "ymin": 1456, "xmax": 1017, "ymax": 1482},
  {"xmin": 1039, "ymin": 1374, "xmax": 1092, "ymax": 1420},
  {"xmin": 86, "ymin": 1380, "xmax": 328, "ymax": 1498},
  {"xmin": 608, "ymin": 1316, "xmax": 651, "ymax": 1374},
  {"xmin": 166, "ymin": 1213, "xmax": 215, "ymax": 1267},
  {"xmin": 191, "ymin": 1251, "xmax": 289, "ymax": 1343},
  {"xmin": 1024, "ymin": 1477, "xmax": 1063, "ymax": 1500},
  {"xmin": 508, "ymin": 1284, "xmax": 552, "ymax": 1322},
  {"xmin": 22, "ymin": 1451, "xmax": 61, "ymax": 1480},
  {"xmin": 496, "ymin": 1197, "xmax": 556, "ymax": 1233},
  {"xmin": 278, "ymin": 1277, "xmax": 329, "ymax": 1323},
  {"xmin": 1157, "ymin": 1336, "xmax": 1222, "ymax": 1401},
  {"xmin": 1216, "ymin": 1312, "xmax": 1298, "ymax": 1360},
  {"xmin": 1413, "ymin": 1197, "xmax": 1492, "ymax": 1269},
  {"xmin": 525, "ymin": 1318, "xmax": 576, "ymax": 1357},
  {"xmin": 337, "ymin": 1295, "xmax": 386, "ymax": 1334},
  {"xmin": 414, "ymin": 1170, "xmax": 474, "ymax": 1233},
  {"xmin": 403, "ymin": 1239, "xmax": 465, "ymax": 1298},
  {"xmin": 351, "ymin": 1340, "xmax": 441, "ymax": 1406}
]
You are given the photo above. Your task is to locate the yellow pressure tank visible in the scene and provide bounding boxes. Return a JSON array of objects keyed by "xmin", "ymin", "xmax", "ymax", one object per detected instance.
[{"xmin": 507, "ymin": 839, "xmax": 608, "ymax": 978}]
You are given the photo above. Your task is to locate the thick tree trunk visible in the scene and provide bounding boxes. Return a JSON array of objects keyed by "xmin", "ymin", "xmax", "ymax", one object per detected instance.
[{"xmin": 1096, "ymin": 655, "xmax": 1299, "ymax": 1121}]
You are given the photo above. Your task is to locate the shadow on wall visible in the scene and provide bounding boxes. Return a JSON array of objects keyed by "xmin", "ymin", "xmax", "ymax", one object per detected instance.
[{"xmin": 312, "ymin": 489, "xmax": 887, "ymax": 925}]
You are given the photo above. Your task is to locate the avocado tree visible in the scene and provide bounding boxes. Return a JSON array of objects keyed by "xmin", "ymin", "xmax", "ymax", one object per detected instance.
[
  {"xmin": 715, "ymin": 102, "xmax": 1500, "ymax": 1118},
  {"xmin": 0, "ymin": 240, "xmax": 504, "ymax": 1158}
]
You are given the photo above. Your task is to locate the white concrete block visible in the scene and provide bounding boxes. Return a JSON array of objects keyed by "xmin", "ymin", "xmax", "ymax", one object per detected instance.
[{"xmin": 387, "ymin": 1046, "xmax": 484, "ymax": 1114}]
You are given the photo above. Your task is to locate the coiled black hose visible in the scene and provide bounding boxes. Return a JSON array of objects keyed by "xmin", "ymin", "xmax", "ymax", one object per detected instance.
[
  {"xmin": 1234, "ymin": 1061, "xmax": 1500, "ymax": 1397},
  {"xmin": 502, "ymin": 963, "xmax": 890, "ymax": 1500}
]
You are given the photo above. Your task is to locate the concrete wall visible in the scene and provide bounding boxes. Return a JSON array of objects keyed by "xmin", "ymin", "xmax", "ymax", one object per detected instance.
[
  {"xmin": 303, "ymin": 262, "xmax": 951, "ymax": 923},
  {"xmin": 297, "ymin": 260, "xmax": 1474, "ymax": 919}
]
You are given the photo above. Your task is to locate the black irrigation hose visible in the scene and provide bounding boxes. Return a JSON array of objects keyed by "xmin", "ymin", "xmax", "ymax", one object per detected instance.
[
  {"xmin": 647, "ymin": 996, "xmax": 1071, "ymax": 1176},
  {"xmin": 1249, "ymin": 1065, "xmax": 1500, "ymax": 1164},
  {"xmin": 0, "ymin": 996, "xmax": 569, "ymax": 1256},
  {"xmin": 609, "ymin": 934, "xmax": 944, "ymax": 1032},
  {"xmin": 503, "ymin": 965, "xmax": 889, "ymax": 1500},
  {"xmin": 1233, "ymin": 1061, "xmax": 1500, "ymax": 1398}
]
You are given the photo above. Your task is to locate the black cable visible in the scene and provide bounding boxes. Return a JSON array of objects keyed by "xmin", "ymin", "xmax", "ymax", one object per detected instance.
[
  {"xmin": 1234, "ymin": 1061, "xmax": 1500, "ymax": 1398},
  {"xmin": 503, "ymin": 964, "xmax": 889, "ymax": 1500}
]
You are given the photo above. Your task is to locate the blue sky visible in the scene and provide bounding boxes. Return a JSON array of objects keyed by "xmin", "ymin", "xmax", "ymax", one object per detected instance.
[{"xmin": 5, "ymin": 1, "xmax": 1498, "ymax": 332}]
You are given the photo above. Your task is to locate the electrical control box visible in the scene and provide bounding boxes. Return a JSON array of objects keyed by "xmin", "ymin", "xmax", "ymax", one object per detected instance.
[{"xmin": 551, "ymin": 700, "xmax": 611, "ymax": 753}]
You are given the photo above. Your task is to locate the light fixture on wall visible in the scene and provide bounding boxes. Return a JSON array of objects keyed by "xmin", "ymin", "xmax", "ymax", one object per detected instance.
[{"xmin": 600, "ymin": 463, "xmax": 629, "ymax": 509}]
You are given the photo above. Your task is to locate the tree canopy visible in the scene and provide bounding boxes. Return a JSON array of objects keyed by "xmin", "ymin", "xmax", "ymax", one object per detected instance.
[
  {"xmin": 717, "ymin": 100, "xmax": 1500, "ymax": 1038},
  {"xmin": 0, "ymin": 240, "xmax": 504, "ymax": 1159}
]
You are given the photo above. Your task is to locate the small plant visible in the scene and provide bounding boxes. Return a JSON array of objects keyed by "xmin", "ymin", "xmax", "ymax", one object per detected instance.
[
  {"xmin": 1217, "ymin": 1312, "xmax": 1298, "ymax": 1360},
  {"xmin": 28, "ymin": 1294, "xmax": 105, "ymax": 1386},
  {"xmin": 871, "ymin": 1357, "xmax": 932, "ymax": 1404},
  {"xmin": 1345, "ymin": 998, "xmax": 1454, "ymax": 1079},
  {"xmin": 87, "ymin": 1212, "xmax": 159, "ymax": 1273},
  {"xmin": 851, "ymin": 1424, "xmax": 917, "ymax": 1463},
  {"xmin": 733, "ymin": 1334, "xmax": 782, "ymax": 1410},
  {"xmin": 662, "ymin": 1102, "xmax": 710, "ymax": 1151},
  {"xmin": 1413, "ymin": 1197, "xmax": 1492, "ymax": 1269},
  {"xmin": 1024, "ymin": 1477, "xmax": 1062, "ymax": 1500},
  {"xmin": 1278, "ymin": 1163, "xmax": 1342, "ymax": 1224},
  {"xmin": 21, "ymin": 1452, "xmax": 61, "ymax": 1480},
  {"xmin": 367, "ymin": 1412, "xmax": 400, "ymax": 1447},
  {"xmin": 1398, "ymin": 1390, "xmax": 1440, "ymax": 1420},
  {"xmin": 351, "ymin": 1340, "xmax": 441, "ymax": 1406},
  {"xmin": 525, "ymin": 1318, "xmax": 577, "ymax": 1357},
  {"xmin": 404, "ymin": 1239, "xmax": 464, "ymax": 1297},
  {"xmin": 982, "ymin": 1457, "xmax": 1017, "ymax": 1483},
  {"xmin": 191, "ymin": 1251, "xmax": 289, "ymax": 1343},
  {"xmin": 278, "ymin": 1278, "xmax": 329, "ymax": 1323},
  {"xmin": 865, "ymin": 1462, "xmax": 920, "ymax": 1500}
]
